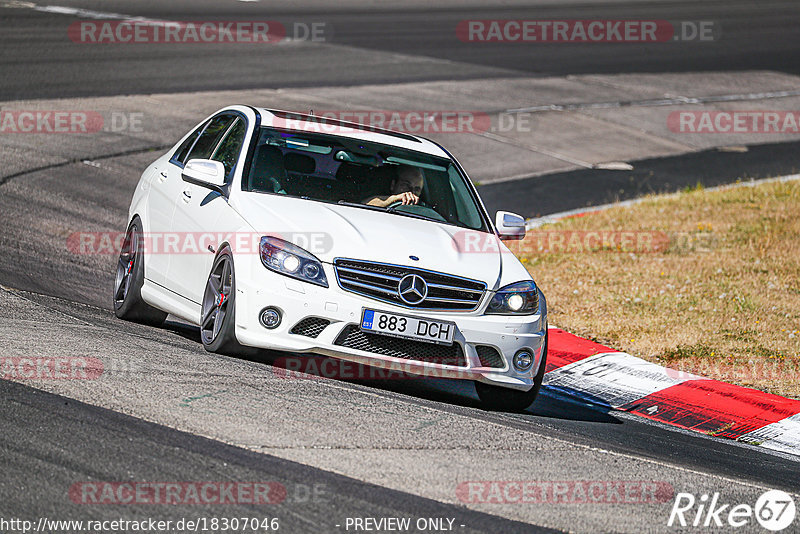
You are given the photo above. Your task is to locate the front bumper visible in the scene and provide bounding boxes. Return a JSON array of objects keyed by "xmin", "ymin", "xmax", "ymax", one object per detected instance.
[{"xmin": 233, "ymin": 260, "xmax": 547, "ymax": 391}]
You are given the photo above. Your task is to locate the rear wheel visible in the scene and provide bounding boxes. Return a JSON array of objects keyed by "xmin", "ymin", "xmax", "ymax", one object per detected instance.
[
  {"xmin": 113, "ymin": 218, "xmax": 168, "ymax": 325},
  {"xmin": 475, "ymin": 329, "xmax": 548, "ymax": 411},
  {"xmin": 200, "ymin": 248, "xmax": 247, "ymax": 355}
]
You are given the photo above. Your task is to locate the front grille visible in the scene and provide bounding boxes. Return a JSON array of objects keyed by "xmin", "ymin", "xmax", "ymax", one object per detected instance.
[
  {"xmin": 334, "ymin": 259, "xmax": 485, "ymax": 311},
  {"xmin": 476, "ymin": 345, "xmax": 505, "ymax": 368},
  {"xmin": 290, "ymin": 317, "xmax": 331, "ymax": 338},
  {"xmin": 334, "ymin": 325, "xmax": 467, "ymax": 367}
]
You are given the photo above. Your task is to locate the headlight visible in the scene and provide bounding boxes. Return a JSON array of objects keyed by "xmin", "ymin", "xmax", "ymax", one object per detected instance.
[
  {"xmin": 485, "ymin": 281, "xmax": 539, "ymax": 315},
  {"xmin": 260, "ymin": 236, "xmax": 328, "ymax": 287}
]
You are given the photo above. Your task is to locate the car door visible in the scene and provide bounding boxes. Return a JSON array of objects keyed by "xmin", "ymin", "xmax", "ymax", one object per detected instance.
[
  {"xmin": 167, "ymin": 114, "xmax": 246, "ymax": 304},
  {"xmin": 146, "ymin": 120, "xmax": 208, "ymax": 285}
]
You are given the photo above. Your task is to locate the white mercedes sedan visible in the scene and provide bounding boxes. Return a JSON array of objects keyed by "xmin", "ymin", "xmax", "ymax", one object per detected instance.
[{"xmin": 114, "ymin": 105, "xmax": 548, "ymax": 410}]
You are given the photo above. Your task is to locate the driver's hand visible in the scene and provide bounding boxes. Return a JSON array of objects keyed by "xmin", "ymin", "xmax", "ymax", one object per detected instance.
[{"xmin": 391, "ymin": 192, "xmax": 419, "ymax": 205}]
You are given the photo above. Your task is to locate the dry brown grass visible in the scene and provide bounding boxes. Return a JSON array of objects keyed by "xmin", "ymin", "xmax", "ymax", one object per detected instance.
[{"xmin": 516, "ymin": 179, "xmax": 800, "ymax": 398}]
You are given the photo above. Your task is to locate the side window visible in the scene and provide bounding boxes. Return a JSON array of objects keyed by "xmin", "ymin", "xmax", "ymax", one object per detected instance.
[
  {"xmin": 185, "ymin": 114, "xmax": 236, "ymax": 162},
  {"xmin": 211, "ymin": 118, "xmax": 246, "ymax": 179},
  {"xmin": 172, "ymin": 120, "xmax": 208, "ymax": 165}
]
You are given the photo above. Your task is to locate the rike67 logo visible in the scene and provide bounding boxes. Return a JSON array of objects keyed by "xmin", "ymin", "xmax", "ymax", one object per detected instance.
[{"xmin": 668, "ymin": 490, "xmax": 796, "ymax": 531}]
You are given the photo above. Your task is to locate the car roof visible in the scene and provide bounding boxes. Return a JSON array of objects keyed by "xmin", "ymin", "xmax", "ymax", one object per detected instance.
[{"xmin": 252, "ymin": 107, "xmax": 450, "ymax": 158}]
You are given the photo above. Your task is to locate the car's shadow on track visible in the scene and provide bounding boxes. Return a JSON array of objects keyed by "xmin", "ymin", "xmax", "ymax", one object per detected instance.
[{"xmin": 164, "ymin": 319, "xmax": 621, "ymax": 425}]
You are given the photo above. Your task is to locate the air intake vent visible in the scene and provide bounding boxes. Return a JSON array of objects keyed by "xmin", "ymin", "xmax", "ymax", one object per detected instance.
[
  {"xmin": 334, "ymin": 325, "xmax": 467, "ymax": 367},
  {"xmin": 290, "ymin": 317, "xmax": 331, "ymax": 338},
  {"xmin": 475, "ymin": 345, "xmax": 505, "ymax": 369}
]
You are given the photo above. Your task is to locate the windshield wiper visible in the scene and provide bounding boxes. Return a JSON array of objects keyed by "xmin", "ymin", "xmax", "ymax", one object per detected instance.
[
  {"xmin": 337, "ymin": 200, "xmax": 453, "ymax": 225},
  {"xmin": 337, "ymin": 200, "xmax": 388, "ymax": 212},
  {"xmin": 386, "ymin": 205, "xmax": 449, "ymax": 224}
]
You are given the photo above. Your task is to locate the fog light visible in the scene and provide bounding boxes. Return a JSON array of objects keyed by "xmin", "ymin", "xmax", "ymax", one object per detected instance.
[
  {"xmin": 513, "ymin": 350, "xmax": 534, "ymax": 372},
  {"xmin": 259, "ymin": 307, "xmax": 282, "ymax": 329}
]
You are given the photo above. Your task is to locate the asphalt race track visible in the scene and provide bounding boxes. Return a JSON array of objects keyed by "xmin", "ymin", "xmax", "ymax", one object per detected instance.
[{"xmin": 1, "ymin": 1, "xmax": 799, "ymax": 533}]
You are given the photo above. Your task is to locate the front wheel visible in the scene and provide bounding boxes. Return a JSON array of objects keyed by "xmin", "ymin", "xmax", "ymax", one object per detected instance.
[
  {"xmin": 113, "ymin": 217, "xmax": 168, "ymax": 326},
  {"xmin": 475, "ymin": 330, "xmax": 548, "ymax": 412},
  {"xmin": 200, "ymin": 247, "xmax": 247, "ymax": 355}
]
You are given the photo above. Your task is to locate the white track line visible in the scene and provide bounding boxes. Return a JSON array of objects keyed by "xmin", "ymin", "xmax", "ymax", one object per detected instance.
[
  {"xmin": 506, "ymin": 89, "xmax": 800, "ymax": 114},
  {"xmin": 23, "ymin": 3, "xmax": 167, "ymax": 22}
]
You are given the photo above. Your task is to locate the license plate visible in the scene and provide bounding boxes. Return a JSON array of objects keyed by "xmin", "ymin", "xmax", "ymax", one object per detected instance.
[{"xmin": 360, "ymin": 309, "xmax": 455, "ymax": 346}]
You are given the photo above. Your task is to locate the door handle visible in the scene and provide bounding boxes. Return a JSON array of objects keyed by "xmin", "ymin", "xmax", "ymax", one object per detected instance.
[
  {"xmin": 157, "ymin": 170, "xmax": 168, "ymax": 182},
  {"xmin": 182, "ymin": 190, "xmax": 192, "ymax": 201}
]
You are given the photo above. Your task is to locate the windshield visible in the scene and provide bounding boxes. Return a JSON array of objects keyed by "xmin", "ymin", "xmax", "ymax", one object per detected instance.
[{"xmin": 244, "ymin": 127, "xmax": 487, "ymax": 231}]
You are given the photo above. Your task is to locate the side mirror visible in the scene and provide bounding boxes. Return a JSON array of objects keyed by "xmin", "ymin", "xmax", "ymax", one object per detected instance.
[
  {"xmin": 496, "ymin": 211, "xmax": 526, "ymax": 240},
  {"xmin": 182, "ymin": 159, "xmax": 226, "ymax": 195}
]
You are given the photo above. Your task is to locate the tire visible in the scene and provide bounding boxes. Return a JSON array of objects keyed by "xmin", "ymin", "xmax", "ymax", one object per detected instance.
[
  {"xmin": 475, "ymin": 328, "xmax": 548, "ymax": 412},
  {"xmin": 113, "ymin": 217, "xmax": 168, "ymax": 326},
  {"xmin": 200, "ymin": 247, "xmax": 247, "ymax": 355}
]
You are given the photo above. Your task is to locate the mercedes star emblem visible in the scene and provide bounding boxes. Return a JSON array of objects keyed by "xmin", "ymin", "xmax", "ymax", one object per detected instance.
[{"xmin": 397, "ymin": 274, "xmax": 428, "ymax": 305}]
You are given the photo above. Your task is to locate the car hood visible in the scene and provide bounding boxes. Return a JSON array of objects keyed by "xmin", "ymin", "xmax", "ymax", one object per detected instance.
[{"xmin": 233, "ymin": 193, "xmax": 507, "ymax": 288}]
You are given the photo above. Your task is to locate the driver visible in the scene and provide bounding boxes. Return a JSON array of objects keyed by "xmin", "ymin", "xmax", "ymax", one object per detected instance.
[{"xmin": 363, "ymin": 165, "xmax": 424, "ymax": 208}]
